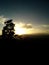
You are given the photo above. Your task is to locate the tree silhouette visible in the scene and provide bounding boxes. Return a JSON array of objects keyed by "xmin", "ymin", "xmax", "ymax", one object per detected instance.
[{"xmin": 2, "ymin": 19, "xmax": 15, "ymax": 39}]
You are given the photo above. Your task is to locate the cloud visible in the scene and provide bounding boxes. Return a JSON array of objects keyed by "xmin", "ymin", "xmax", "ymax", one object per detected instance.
[
  {"xmin": 15, "ymin": 23, "xmax": 33, "ymax": 29},
  {"xmin": 14, "ymin": 23, "xmax": 34, "ymax": 34},
  {"xmin": 22, "ymin": 24, "xmax": 33, "ymax": 29},
  {"xmin": 34, "ymin": 24, "xmax": 49, "ymax": 34},
  {"xmin": 0, "ymin": 16, "xmax": 8, "ymax": 24},
  {"xmin": 41, "ymin": 25, "xmax": 49, "ymax": 29},
  {"xmin": 14, "ymin": 22, "xmax": 49, "ymax": 34},
  {"xmin": 0, "ymin": 17, "xmax": 49, "ymax": 35},
  {"xmin": 0, "ymin": 16, "xmax": 9, "ymax": 35}
]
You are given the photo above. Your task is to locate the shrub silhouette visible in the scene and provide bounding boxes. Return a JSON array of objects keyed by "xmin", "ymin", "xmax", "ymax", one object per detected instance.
[{"xmin": 2, "ymin": 19, "xmax": 15, "ymax": 39}]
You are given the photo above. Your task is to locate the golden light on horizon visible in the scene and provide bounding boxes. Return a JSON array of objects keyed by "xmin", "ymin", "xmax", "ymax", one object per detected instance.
[
  {"xmin": 14, "ymin": 23, "xmax": 33, "ymax": 35},
  {"xmin": 14, "ymin": 23, "xmax": 49, "ymax": 35},
  {"xmin": 15, "ymin": 27, "xmax": 26, "ymax": 35}
]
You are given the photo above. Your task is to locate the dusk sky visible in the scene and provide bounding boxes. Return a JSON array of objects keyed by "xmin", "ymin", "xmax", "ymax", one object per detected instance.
[{"xmin": 0, "ymin": 0, "xmax": 49, "ymax": 35}]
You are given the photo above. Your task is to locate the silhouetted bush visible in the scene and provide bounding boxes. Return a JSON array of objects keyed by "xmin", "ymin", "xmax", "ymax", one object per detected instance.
[{"xmin": 2, "ymin": 19, "xmax": 15, "ymax": 39}]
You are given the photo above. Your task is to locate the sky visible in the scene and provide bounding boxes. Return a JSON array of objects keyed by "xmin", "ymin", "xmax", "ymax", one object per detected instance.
[{"xmin": 0, "ymin": 0, "xmax": 49, "ymax": 35}]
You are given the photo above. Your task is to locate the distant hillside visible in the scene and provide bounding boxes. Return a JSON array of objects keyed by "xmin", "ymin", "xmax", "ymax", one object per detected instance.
[
  {"xmin": 0, "ymin": 34, "xmax": 49, "ymax": 39},
  {"xmin": 0, "ymin": 34, "xmax": 49, "ymax": 48},
  {"xmin": 15, "ymin": 34, "xmax": 49, "ymax": 39}
]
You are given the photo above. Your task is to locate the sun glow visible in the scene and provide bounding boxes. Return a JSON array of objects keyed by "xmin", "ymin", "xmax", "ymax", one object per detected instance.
[
  {"xmin": 15, "ymin": 27, "xmax": 26, "ymax": 35},
  {"xmin": 12, "ymin": 22, "xmax": 49, "ymax": 35},
  {"xmin": 14, "ymin": 24, "xmax": 26, "ymax": 35},
  {"xmin": 14, "ymin": 23, "xmax": 32, "ymax": 35}
]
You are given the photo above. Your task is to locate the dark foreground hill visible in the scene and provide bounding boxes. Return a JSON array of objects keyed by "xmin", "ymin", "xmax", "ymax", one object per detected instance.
[{"xmin": 0, "ymin": 34, "xmax": 49, "ymax": 48}]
